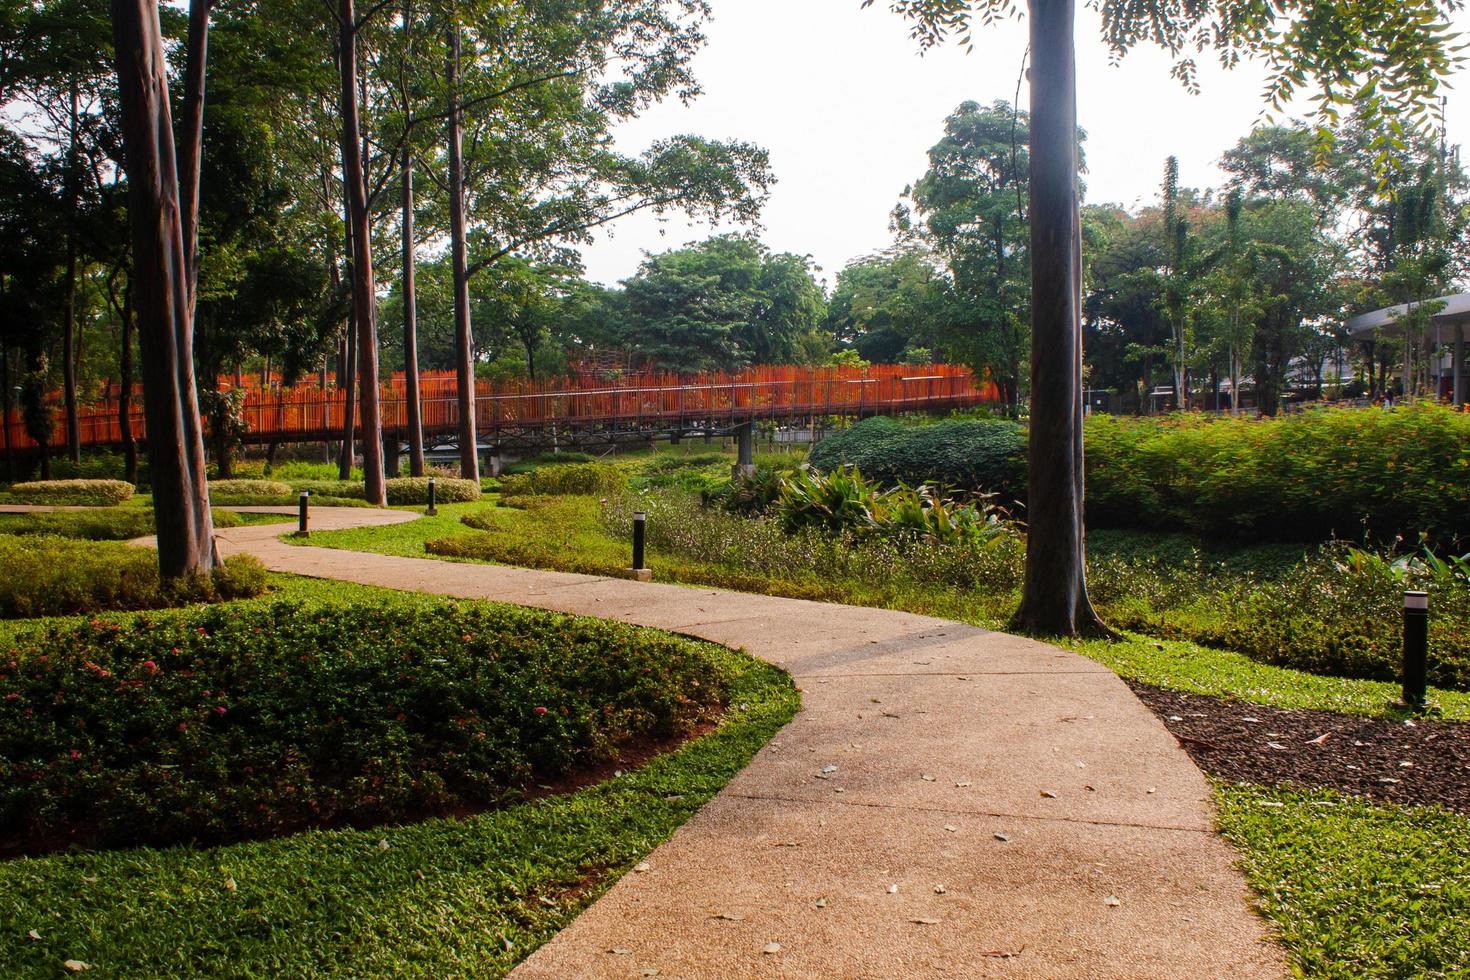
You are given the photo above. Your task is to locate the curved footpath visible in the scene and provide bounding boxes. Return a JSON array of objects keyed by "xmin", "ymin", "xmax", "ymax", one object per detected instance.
[{"xmin": 206, "ymin": 508, "xmax": 1282, "ymax": 978}]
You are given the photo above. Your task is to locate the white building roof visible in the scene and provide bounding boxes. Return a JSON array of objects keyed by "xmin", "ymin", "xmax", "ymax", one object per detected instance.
[{"xmin": 1347, "ymin": 292, "xmax": 1470, "ymax": 339}]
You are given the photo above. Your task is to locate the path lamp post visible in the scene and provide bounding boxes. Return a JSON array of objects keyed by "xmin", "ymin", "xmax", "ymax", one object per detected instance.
[
  {"xmin": 1401, "ymin": 591, "xmax": 1430, "ymax": 711},
  {"xmin": 426, "ymin": 477, "xmax": 438, "ymax": 516},
  {"xmin": 626, "ymin": 510, "xmax": 651, "ymax": 582},
  {"xmin": 298, "ymin": 491, "xmax": 310, "ymax": 537}
]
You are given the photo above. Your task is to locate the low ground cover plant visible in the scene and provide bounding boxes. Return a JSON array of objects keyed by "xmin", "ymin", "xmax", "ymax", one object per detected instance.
[
  {"xmin": 0, "ymin": 509, "xmax": 253, "ymax": 540},
  {"xmin": 2, "ymin": 479, "xmax": 135, "ymax": 506},
  {"xmin": 0, "ymin": 536, "xmax": 265, "ymax": 618},
  {"xmin": 0, "ymin": 599, "xmax": 730, "ymax": 852},
  {"xmin": 386, "ymin": 476, "xmax": 480, "ymax": 504}
]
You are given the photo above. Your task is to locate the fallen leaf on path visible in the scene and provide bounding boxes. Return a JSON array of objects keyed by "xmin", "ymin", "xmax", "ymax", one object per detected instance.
[
  {"xmin": 762, "ymin": 942, "xmax": 782, "ymax": 954},
  {"xmin": 1040, "ymin": 790, "xmax": 1058, "ymax": 799},
  {"xmin": 887, "ymin": 884, "xmax": 899, "ymax": 894},
  {"xmin": 921, "ymin": 774, "xmax": 935, "ymax": 782},
  {"xmin": 815, "ymin": 898, "xmax": 829, "ymax": 908},
  {"xmin": 911, "ymin": 917, "xmax": 941, "ymax": 925},
  {"xmin": 955, "ymin": 780, "xmax": 971, "ymax": 787},
  {"xmin": 710, "ymin": 912, "xmax": 744, "ymax": 921},
  {"xmin": 943, "ymin": 824, "xmax": 958, "ymax": 833},
  {"xmin": 933, "ymin": 884, "xmax": 946, "ymax": 894},
  {"xmin": 609, "ymin": 946, "xmax": 632, "ymax": 956},
  {"xmin": 633, "ymin": 862, "xmax": 652, "ymax": 873},
  {"xmin": 994, "ymin": 833, "xmax": 1010, "ymax": 842},
  {"xmin": 1103, "ymin": 896, "xmax": 1121, "ymax": 907}
]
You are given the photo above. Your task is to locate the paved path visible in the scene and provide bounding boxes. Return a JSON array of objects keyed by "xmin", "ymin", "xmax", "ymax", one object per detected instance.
[{"xmin": 210, "ymin": 510, "xmax": 1284, "ymax": 978}]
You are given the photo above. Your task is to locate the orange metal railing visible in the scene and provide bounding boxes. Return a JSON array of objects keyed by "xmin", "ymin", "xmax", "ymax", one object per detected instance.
[{"xmin": 2, "ymin": 364, "xmax": 998, "ymax": 452}]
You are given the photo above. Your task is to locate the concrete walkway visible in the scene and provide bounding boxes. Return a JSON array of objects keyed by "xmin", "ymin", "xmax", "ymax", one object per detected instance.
[{"xmin": 208, "ymin": 510, "xmax": 1283, "ymax": 978}]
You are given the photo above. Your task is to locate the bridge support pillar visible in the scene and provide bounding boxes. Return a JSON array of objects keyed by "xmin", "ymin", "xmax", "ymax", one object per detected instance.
[
  {"xmin": 486, "ymin": 447, "xmax": 502, "ymax": 478},
  {"xmin": 383, "ymin": 432, "xmax": 400, "ymax": 478},
  {"xmin": 731, "ymin": 421, "xmax": 756, "ymax": 480}
]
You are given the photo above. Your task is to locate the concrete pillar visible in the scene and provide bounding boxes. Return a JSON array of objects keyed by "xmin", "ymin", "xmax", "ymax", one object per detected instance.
[
  {"xmin": 731, "ymin": 421, "xmax": 755, "ymax": 480},
  {"xmin": 1455, "ymin": 321, "xmax": 1466, "ymax": 406},
  {"xmin": 383, "ymin": 432, "xmax": 400, "ymax": 478},
  {"xmin": 486, "ymin": 447, "xmax": 502, "ymax": 478}
]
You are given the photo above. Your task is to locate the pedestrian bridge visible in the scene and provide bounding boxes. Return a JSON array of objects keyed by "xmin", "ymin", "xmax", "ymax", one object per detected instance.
[{"xmin": 6, "ymin": 363, "xmax": 999, "ymax": 455}]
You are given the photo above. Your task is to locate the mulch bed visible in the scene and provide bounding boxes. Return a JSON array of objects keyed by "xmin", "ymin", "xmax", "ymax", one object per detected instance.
[{"xmin": 1128, "ymin": 682, "xmax": 1470, "ymax": 814}]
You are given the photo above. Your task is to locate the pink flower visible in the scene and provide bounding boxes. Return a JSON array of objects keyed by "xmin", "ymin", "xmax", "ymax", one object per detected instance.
[
  {"xmin": 69, "ymin": 749, "xmax": 81, "ymax": 760},
  {"xmin": 142, "ymin": 661, "xmax": 159, "ymax": 674},
  {"xmin": 214, "ymin": 706, "xmax": 227, "ymax": 715},
  {"xmin": 178, "ymin": 722, "xmax": 188, "ymax": 732},
  {"xmin": 533, "ymin": 706, "xmax": 548, "ymax": 716}
]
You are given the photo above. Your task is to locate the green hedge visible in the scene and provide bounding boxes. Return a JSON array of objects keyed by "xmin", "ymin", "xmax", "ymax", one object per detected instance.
[
  {"xmin": 498, "ymin": 463, "xmax": 626, "ymax": 497},
  {"xmin": 0, "ymin": 509, "xmax": 252, "ymax": 541},
  {"xmin": 0, "ymin": 535, "xmax": 265, "ymax": 618},
  {"xmin": 386, "ymin": 476, "xmax": 480, "ymax": 505},
  {"xmin": 208, "ymin": 479, "xmax": 294, "ymax": 502},
  {"xmin": 4, "ymin": 479, "xmax": 135, "ymax": 506},
  {"xmin": 0, "ymin": 600, "xmax": 728, "ymax": 851},
  {"xmin": 809, "ymin": 417, "xmax": 1026, "ymax": 504},
  {"xmin": 1085, "ymin": 404, "xmax": 1470, "ymax": 545}
]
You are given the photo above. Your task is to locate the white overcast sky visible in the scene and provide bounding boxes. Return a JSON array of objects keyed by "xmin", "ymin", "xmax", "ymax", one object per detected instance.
[{"xmin": 578, "ymin": 0, "xmax": 1470, "ymax": 290}]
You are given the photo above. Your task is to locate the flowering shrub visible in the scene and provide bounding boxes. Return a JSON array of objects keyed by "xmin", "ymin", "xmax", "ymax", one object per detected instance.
[
  {"xmin": 0, "ymin": 600, "xmax": 728, "ymax": 852},
  {"xmin": 0, "ymin": 536, "xmax": 265, "ymax": 618},
  {"xmin": 5, "ymin": 479, "xmax": 134, "ymax": 506}
]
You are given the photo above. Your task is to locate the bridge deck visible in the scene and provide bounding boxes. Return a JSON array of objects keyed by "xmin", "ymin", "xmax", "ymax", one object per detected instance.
[{"xmin": 4, "ymin": 364, "xmax": 996, "ymax": 452}]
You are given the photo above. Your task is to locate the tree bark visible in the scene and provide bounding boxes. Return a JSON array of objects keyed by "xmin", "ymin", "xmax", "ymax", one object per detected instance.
[
  {"xmin": 119, "ymin": 284, "xmax": 138, "ymax": 484},
  {"xmin": 447, "ymin": 23, "xmax": 479, "ymax": 480},
  {"xmin": 1, "ymin": 346, "xmax": 13, "ymax": 481},
  {"xmin": 338, "ymin": 0, "xmax": 386, "ymax": 505},
  {"xmin": 111, "ymin": 0, "xmax": 217, "ymax": 577},
  {"xmin": 1011, "ymin": 0, "xmax": 1107, "ymax": 638},
  {"xmin": 402, "ymin": 137, "xmax": 425, "ymax": 475},
  {"xmin": 62, "ymin": 78, "xmax": 81, "ymax": 464},
  {"xmin": 178, "ymin": 0, "xmax": 210, "ymax": 315}
]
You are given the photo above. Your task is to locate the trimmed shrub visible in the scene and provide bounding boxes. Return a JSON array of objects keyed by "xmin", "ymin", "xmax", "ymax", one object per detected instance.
[
  {"xmin": 5, "ymin": 479, "xmax": 134, "ymax": 506},
  {"xmin": 498, "ymin": 462, "xmax": 625, "ymax": 497},
  {"xmin": 386, "ymin": 476, "xmax": 481, "ymax": 505},
  {"xmin": 809, "ymin": 417, "xmax": 1026, "ymax": 504},
  {"xmin": 0, "ymin": 510, "xmax": 264, "ymax": 540},
  {"xmin": 0, "ymin": 535, "xmax": 265, "ymax": 618},
  {"xmin": 208, "ymin": 479, "xmax": 293, "ymax": 502},
  {"xmin": 291, "ymin": 479, "xmax": 365, "ymax": 500},
  {"xmin": 0, "ymin": 600, "xmax": 728, "ymax": 851},
  {"xmin": 500, "ymin": 452, "xmax": 596, "ymax": 475}
]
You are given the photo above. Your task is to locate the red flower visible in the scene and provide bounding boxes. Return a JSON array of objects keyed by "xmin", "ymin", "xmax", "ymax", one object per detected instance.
[
  {"xmin": 214, "ymin": 706, "xmax": 227, "ymax": 715},
  {"xmin": 142, "ymin": 661, "xmax": 159, "ymax": 674},
  {"xmin": 534, "ymin": 706, "xmax": 548, "ymax": 716},
  {"xmin": 69, "ymin": 749, "xmax": 81, "ymax": 760},
  {"xmin": 178, "ymin": 722, "xmax": 188, "ymax": 732}
]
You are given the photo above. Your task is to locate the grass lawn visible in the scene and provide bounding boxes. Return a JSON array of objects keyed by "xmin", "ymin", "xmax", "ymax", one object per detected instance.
[
  {"xmin": 1217, "ymin": 785, "xmax": 1470, "ymax": 978},
  {"xmin": 293, "ymin": 493, "xmax": 1470, "ymax": 722},
  {"xmin": 0, "ymin": 574, "xmax": 797, "ymax": 977}
]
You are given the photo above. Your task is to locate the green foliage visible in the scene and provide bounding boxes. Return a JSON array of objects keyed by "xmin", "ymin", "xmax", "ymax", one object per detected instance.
[
  {"xmin": 809, "ymin": 416, "xmax": 1026, "ymax": 504},
  {"xmin": 50, "ymin": 451, "xmax": 133, "ymax": 482},
  {"xmin": 386, "ymin": 477, "xmax": 481, "ymax": 505},
  {"xmin": 292, "ymin": 479, "xmax": 365, "ymax": 499},
  {"xmin": 0, "ymin": 600, "xmax": 730, "ymax": 852},
  {"xmin": 4, "ymin": 479, "xmax": 134, "ymax": 506},
  {"xmin": 0, "ymin": 535, "xmax": 265, "ymax": 618},
  {"xmin": 1217, "ymin": 785, "xmax": 1470, "ymax": 978},
  {"xmin": 498, "ymin": 463, "xmax": 626, "ymax": 497},
  {"xmin": 0, "ymin": 508, "xmax": 253, "ymax": 540},
  {"xmin": 1085, "ymin": 404, "xmax": 1470, "ymax": 545},
  {"xmin": 0, "ymin": 581, "xmax": 794, "ymax": 980},
  {"xmin": 499, "ymin": 452, "xmax": 597, "ymax": 476},
  {"xmin": 208, "ymin": 479, "xmax": 294, "ymax": 501}
]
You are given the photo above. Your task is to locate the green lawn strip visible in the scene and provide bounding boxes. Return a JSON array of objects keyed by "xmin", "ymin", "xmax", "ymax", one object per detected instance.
[
  {"xmin": 1216, "ymin": 784, "xmax": 1470, "ymax": 979},
  {"xmin": 0, "ymin": 576, "xmax": 798, "ymax": 977},
  {"xmin": 294, "ymin": 497, "xmax": 1470, "ymax": 722}
]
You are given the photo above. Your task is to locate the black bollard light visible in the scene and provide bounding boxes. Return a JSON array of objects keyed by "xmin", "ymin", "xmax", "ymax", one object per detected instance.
[
  {"xmin": 632, "ymin": 510, "xmax": 646, "ymax": 571},
  {"xmin": 298, "ymin": 491, "xmax": 310, "ymax": 537},
  {"xmin": 426, "ymin": 477, "xmax": 438, "ymax": 516},
  {"xmin": 1402, "ymin": 590, "xmax": 1429, "ymax": 711}
]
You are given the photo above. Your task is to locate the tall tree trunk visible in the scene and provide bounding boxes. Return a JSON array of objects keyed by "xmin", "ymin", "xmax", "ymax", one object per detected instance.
[
  {"xmin": 402, "ymin": 138, "xmax": 425, "ymax": 475},
  {"xmin": 178, "ymin": 0, "xmax": 210, "ymax": 315},
  {"xmin": 447, "ymin": 23, "xmax": 479, "ymax": 481},
  {"xmin": 111, "ymin": 0, "xmax": 217, "ymax": 577},
  {"xmin": 338, "ymin": 0, "xmax": 386, "ymax": 505},
  {"xmin": 62, "ymin": 78, "xmax": 81, "ymax": 464},
  {"xmin": 336, "ymin": 174, "xmax": 357, "ymax": 478},
  {"xmin": 119, "ymin": 284, "xmax": 138, "ymax": 485},
  {"xmin": 1, "ymin": 346, "xmax": 13, "ymax": 481},
  {"xmin": 1012, "ymin": 0, "xmax": 1106, "ymax": 638}
]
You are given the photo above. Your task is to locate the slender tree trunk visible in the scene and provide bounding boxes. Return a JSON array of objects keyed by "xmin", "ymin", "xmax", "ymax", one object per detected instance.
[
  {"xmin": 119, "ymin": 284, "xmax": 138, "ymax": 484},
  {"xmin": 447, "ymin": 23, "xmax": 479, "ymax": 480},
  {"xmin": 62, "ymin": 78, "xmax": 81, "ymax": 464},
  {"xmin": 111, "ymin": 0, "xmax": 216, "ymax": 577},
  {"xmin": 402, "ymin": 139, "xmax": 425, "ymax": 475},
  {"xmin": 178, "ymin": 0, "xmax": 210, "ymax": 315},
  {"xmin": 1012, "ymin": 0, "xmax": 1106, "ymax": 638},
  {"xmin": 1, "ymin": 346, "xmax": 13, "ymax": 481},
  {"xmin": 336, "ymin": 176, "xmax": 357, "ymax": 478},
  {"xmin": 338, "ymin": 0, "xmax": 386, "ymax": 505}
]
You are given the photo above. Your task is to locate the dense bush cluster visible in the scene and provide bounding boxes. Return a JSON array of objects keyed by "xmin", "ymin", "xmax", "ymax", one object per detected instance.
[
  {"xmin": 1085, "ymin": 404, "xmax": 1470, "ymax": 545},
  {"xmin": 386, "ymin": 476, "xmax": 480, "ymax": 505},
  {"xmin": 0, "ymin": 509, "xmax": 252, "ymax": 541},
  {"xmin": 498, "ymin": 462, "xmax": 626, "ymax": 496},
  {"xmin": 0, "ymin": 600, "xmax": 729, "ymax": 851},
  {"xmin": 809, "ymin": 416, "xmax": 1026, "ymax": 505},
  {"xmin": 0, "ymin": 536, "xmax": 265, "ymax": 618},
  {"xmin": 500, "ymin": 452, "xmax": 596, "ymax": 475},
  {"xmin": 4, "ymin": 479, "xmax": 135, "ymax": 506},
  {"xmin": 208, "ymin": 479, "xmax": 294, "ymax": 501}
]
